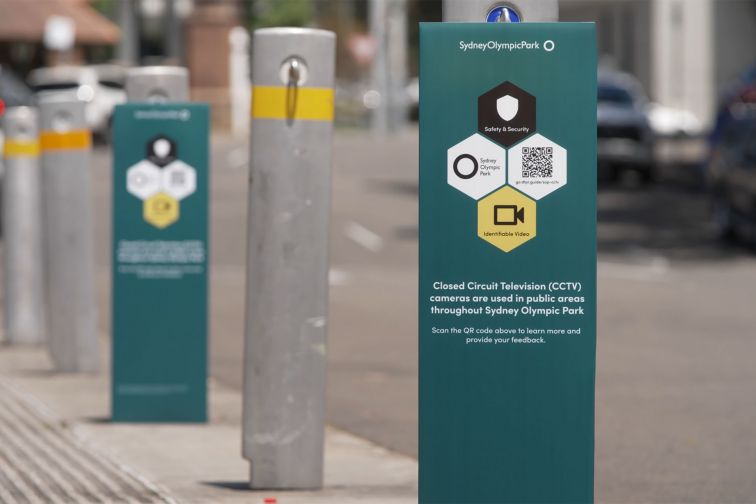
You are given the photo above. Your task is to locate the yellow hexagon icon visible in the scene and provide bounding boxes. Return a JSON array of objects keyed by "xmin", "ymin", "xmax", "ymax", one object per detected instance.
[
  {"xmin": 478, "ymin": 185, "xmax": 536, "ymax": 252},
  {"xmin": 143, "ymin": 192, "xmax": 180, "ymax": 229}
]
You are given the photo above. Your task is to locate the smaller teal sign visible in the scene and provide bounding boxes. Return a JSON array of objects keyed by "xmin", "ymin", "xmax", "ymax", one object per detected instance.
[{"xmin": 112, "ymin": 104, "xmax": 209, "ymax": 422}]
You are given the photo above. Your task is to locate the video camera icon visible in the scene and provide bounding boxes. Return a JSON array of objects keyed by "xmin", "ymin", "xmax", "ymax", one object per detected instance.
[
  {"xmin": 478, "ymin": 186, "xmax": 536, "ymax": 252},
  {"xmin": 494, "ymin": 205, "xmax": 525, "ymax": 225}
]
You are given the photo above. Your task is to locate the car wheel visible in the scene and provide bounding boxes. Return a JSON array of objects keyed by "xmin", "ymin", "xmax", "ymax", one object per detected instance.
[
  {"xmin": 640, "ymin": 163, "xmax": 656, "ymax": 184},
  {"xmin": 597, "ymin": 162, "xmax": 618, "ymax": 183},
  {"xmin": 713, "ymin": 198, "xmax": 737, "ymax": 242}
]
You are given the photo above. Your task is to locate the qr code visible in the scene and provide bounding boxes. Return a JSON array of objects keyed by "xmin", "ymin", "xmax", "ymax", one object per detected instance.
[
  {"xmin": 170, "ymin": 171, "xmax": 185, "ymax": 185},
  {"xmin": 522, "ymin": 146, "xmax": 553, "ymax": 178}
]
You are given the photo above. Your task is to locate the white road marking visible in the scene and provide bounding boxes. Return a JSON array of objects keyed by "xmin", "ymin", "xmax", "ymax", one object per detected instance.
[
  {"xmin": 598, "ymin": 255, "xmax": 670, "ymax": 282},
  {"xmin": 329, "ymin": 268, "xmax": 351, "ymax": 286},
  {"xmin": 344, "ymin": 221, "xmax": 384, "ymax": 253},
  {"xmin": 226, "ymin": 146, "xmax": 248, "ymax": 171}
]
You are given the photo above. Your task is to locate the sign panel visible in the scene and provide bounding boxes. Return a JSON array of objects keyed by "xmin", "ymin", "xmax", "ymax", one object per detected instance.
[
  {"xmin": 419, "ymin": 23, "xmax": 597, "ymax": 503},
  {"xmin": 112, "ymin": 104, "xmax": 209, "ymax": 422}
]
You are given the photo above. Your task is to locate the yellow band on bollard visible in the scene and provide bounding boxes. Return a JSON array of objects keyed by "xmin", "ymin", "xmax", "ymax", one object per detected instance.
[
  {"xmin": 40, "ymin": 130, "xmax": 92, "ymax": 151},
  {"xmin": 251, "ymin": 86, "xmax": 334, "ymax": 121},
  {"xmin": 3, "ymin": 139, "xmax": 41, "ymax": 158}
]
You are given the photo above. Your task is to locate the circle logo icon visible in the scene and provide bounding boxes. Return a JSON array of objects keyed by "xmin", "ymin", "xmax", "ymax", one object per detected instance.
[{"xmin": 453, "ymin": 154, "xmax": 479, "ymax": 180}]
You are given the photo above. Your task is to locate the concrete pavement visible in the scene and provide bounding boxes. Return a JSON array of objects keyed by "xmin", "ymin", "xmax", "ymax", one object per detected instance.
[{"xmin": 0, "ymin": 344, "xmax": 417, "ymax": 504}]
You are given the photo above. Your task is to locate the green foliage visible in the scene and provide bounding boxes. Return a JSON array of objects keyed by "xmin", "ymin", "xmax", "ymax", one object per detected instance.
[
  {"xmin": 252, "ymin": 0, "xmax": 314, "ymax": 28},
  {"xmin": 91, "ymin": 0, "xmax": 114, "ymax": 18}
]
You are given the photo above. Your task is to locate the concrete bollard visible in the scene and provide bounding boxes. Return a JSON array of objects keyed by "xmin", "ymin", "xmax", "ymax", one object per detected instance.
[
  {"xmin": 242, "ymin": 27, "xmax": 336, "ymax": 490},
  {"xmin": 442, "ymin": 0, "xmax": 558, "ymax": 22},
  {"xmin": 1, "ymin": 107, "xmax": 46, "ymax": 345},
  {"xmin": 39, "ymin": 95, "xmax": 99, "ymax": 372},
  {"xmin": 125, "ymin": 66, "xmax": 189, "ymax": 103}
]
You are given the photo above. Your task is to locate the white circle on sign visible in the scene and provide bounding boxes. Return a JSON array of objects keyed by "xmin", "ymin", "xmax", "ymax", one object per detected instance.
[
  {"xmin": 153, "ymin": 138, "xmax": 171, "ymax": 158},
  {"xmin": 544, "ymin": 40, "xmax": 556, "ymax": 52}
]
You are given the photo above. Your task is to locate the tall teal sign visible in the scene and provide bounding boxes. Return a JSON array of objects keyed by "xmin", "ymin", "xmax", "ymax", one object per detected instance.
[
  {"xmin": 112, "ymin": 104, "xmax": 209, "ymax": 422},
  {"xmin": 419, "ymin": 23, "xmax": 597, "ymax": 503}
]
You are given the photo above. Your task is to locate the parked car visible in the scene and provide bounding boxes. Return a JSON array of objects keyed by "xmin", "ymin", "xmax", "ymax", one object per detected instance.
[
  {"xmin": 709, "ymin": 63, "xmax": 756, "ymax": 162},
  {"xmin": 0, "ymin": 65, "xmax": 33, "ymax": 110},
  {"xmin": 28, "ymin": 65, "xmax": 126, "ymax": 140},
  {"xmin": 597, "ymin": 71, "xmax": 655, "ymax": 181},
  {"xmin": 707, "ymin": 106, "xmax": 756, "ymax": 243},
  {"xmin": 647, "ymin": 102, "xmax": 704, "ymax": 138},
  {"xmin": 406, "ymin": 77, "xmax": 419, "ymax": 121}
]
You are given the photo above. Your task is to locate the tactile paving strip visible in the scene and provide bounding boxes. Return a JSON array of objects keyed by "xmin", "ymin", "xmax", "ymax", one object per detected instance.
[{"xmin": 0, "ymin": 379, "xmax": 176, "ymax": 504}]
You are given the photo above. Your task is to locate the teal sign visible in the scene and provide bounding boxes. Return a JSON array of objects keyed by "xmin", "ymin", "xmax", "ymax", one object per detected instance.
[
  {"xmin": 419, "ymin": 23, "xmax": 597, "ymax": 503},
  {"xmin": 112, "ymin": 104, "xmax": 209, "ymax": 422}
]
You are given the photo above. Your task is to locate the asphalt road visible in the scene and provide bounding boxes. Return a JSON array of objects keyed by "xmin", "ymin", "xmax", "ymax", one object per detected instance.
[{"xmin": 92, "ymin": 130, "xmax": 756, "ymax": 503}]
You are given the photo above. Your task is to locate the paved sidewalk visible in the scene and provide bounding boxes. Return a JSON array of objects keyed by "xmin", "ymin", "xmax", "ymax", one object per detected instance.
[{"xmin": 0, "ymin": 345, "xmax": 418, "ymax": 504}]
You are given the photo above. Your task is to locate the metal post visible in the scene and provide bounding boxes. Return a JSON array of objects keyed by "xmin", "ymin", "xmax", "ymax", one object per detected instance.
[
  {"xmin": 125, "ymin": 66, "xmax": 189, "ymax": 103},
  {"xmin": 368, "ymin": 0, "xmax": 388, "ymax": 134},
  {"xmin": 164, "ymin": 0, "xmax": 183, "ymax": 64},
  {"xmin": 387, "ymin": 0, "xmax": 408, "ymax": 130},
  {"xmin": 2, "ymin": 107, "xmax": 45, "ymax": 345},
  {"xmin": 369, "ymin": 0, "xmax": 408, "ymax": 133},
  {"xmin": 243, "ymin": 27, "xmax": 336, "ymax": 490},
  {"xmin": 229, "ymin": 27, "xmax": 251, "ymax": 137},
  {"xmin": 38, "ymin": 96, "xmax": 98, "ymax": 372},
  {"xmin": 442, "ymin": 0, "xmax": 558, "ymax": 22},
  {"xmin": 117, "ymin": 0, "xmax": 139, "ymax": 65}
]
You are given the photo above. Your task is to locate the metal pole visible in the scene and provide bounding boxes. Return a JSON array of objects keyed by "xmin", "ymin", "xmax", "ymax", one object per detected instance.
[
  {"xmin": 125, "ymin": 66, "xmax": 189, "ymax": 103},
  {"xmin": 117, "ymin": 0, "xmax": 139, "ymax": 65},
  {"xmin": 442, "ymin": 0, "xmax": 558, "ymax": 22},
  {"xmin": 38, "ymin": 95, "xmax": 98, "ymax": 372},
  {"xmin": 229, "ymin": 27, "xmax": 251, "ymax": 137},
  {"xmin": 2, "ymin": 107, "xmax": 45, "ymax": 345},
  {"xmin": 164, "ymin": 0, "xmax": 183, "ymax": 64},
  {"xmin": 387, "ymin": 0, "xmax": 408, "ymax": 130},
  {"xmin": 369, "ymin": 0, "xmax": 388, "ymax": 134},
  {"xmin": 243, "ymin": 27, "xmax": 336, "ymax": 490}
]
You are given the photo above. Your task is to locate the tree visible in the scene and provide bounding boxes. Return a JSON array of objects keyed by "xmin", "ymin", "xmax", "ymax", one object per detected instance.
[{"xmin": 251, "ymin": 0, "xmax": 314, "ymax": 28}]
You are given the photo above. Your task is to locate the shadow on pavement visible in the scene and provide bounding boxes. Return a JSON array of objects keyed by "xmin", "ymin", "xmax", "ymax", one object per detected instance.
[
  {"xmin": 83, "ymin": 416, "xmax": 112, "ymax": 424},
  {"xmin": 200, "ymin": 481, "xmax": 259, "ymax": 492},
  {"xmin": 5, "ymin": 367, "xmax": 59, "ymax": 378}
]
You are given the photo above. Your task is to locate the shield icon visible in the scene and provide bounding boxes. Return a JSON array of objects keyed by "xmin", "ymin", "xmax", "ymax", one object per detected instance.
[{"xmin": 496, "ymin": 95, "xmax": 519, "ymax": 121}]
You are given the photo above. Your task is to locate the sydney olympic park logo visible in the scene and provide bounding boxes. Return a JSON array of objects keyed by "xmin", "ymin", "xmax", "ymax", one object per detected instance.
[{"xmin": 459, "ymin": 40, "xmax": 556, "ymax": 53}]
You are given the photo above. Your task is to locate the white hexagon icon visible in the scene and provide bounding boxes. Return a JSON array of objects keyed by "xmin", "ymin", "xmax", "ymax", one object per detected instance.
[
  {"xmin": 161, "ymin": 160, "xmax": 197, "ymax": 200},
  {"xmin": 447, "ymin": 133, "xmax": 506, "ymax": 200},
  {"xmin": 508, "ymin": 133, "xmax": 567, "ymax": 200},
  {"xmin": 126, "ymin": 160, "xmax": 162, "ymax": 200}
]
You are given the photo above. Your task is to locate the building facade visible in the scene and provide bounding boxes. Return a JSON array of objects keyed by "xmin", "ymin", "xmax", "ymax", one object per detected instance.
[{"xmin": 561, "ymin": 0, "xmax": 756, "ymax": 128}]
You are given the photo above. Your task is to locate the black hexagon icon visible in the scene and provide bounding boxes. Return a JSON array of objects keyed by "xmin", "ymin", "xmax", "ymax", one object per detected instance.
[
  {"xmin": 478, "ymin": 81, "xmax": 536, "ymax": 147},
  {"xmin": 146, "ymin": 135, "xmax": 177, "ymax": 167}
]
